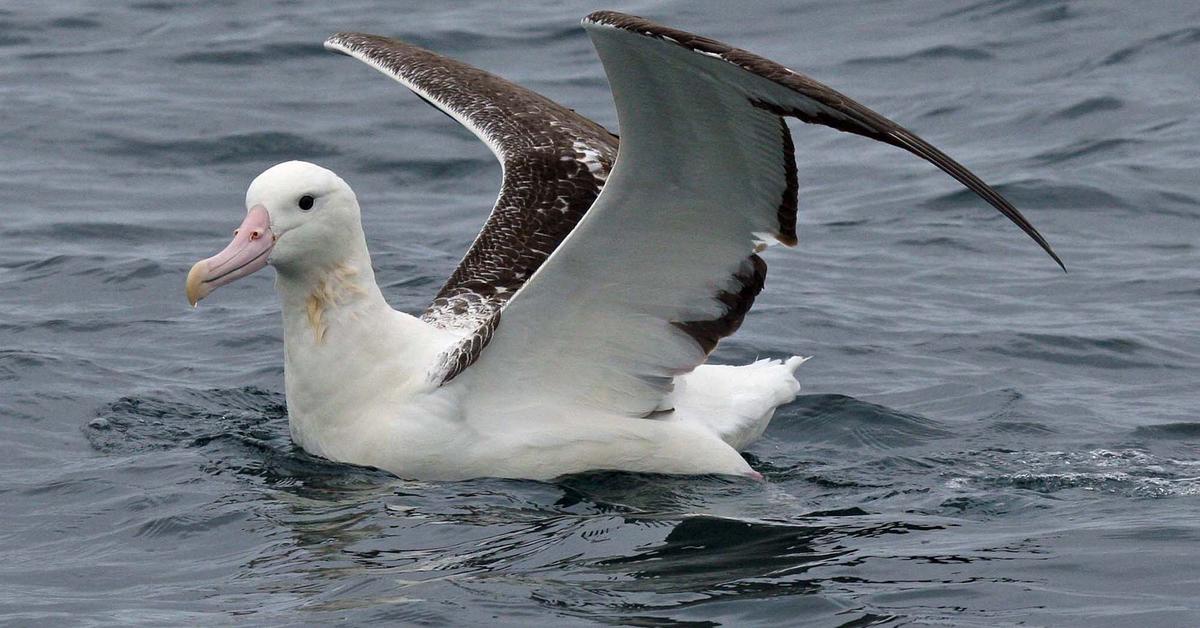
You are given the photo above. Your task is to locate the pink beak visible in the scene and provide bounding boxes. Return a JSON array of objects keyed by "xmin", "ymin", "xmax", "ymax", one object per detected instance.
[{"xmin": 186, "ymin": 204, "xmax": 275, "ymax": 306}]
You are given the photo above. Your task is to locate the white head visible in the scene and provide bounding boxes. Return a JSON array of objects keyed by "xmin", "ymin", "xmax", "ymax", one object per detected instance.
[{"xmin": 186, "ymin": 161, "xmax": 369, "ymax": 305}]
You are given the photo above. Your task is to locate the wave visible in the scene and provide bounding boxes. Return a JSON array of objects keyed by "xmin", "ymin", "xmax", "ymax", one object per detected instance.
[
  {"xmin": 85, "ymin": 386, "xmax": 396, "ymax": 496},
  {"xmin": 772, "ymin": 394, "xmax": 951, "ymax": 450},
  {"xmin": 1098, "ymin": 27, "xmax": 1200, "ymax": 67},
  {"xmin": 985, "ymin": 332, "xmax": 1186, "ymax": 370},
  {"xmin": 1031, "ymin": 137, "xmax": 1142, "ymax": 166},
  {"xmin": 1133, "ymin": 422, "xmax": 1200, "ymax": 440},
  {"xmin": 173, "ymin": 42, "xmax": 328, "ymax": 66},
  {"xmin": 846, "ymin": 44, "xmax": 994, "ymax": 66},
  {"xmin": 948, "ymin": 448, "xmax": 1200, "ymax": 498},
  {"xmin": 0, "ymin": 349, "xmax": 61, "ymax": 382},
  {"xmin": 922, "ymin": 178, "xmax": 1126, "ymax": 211},
  {"xmin": 1049, "ymin": 96, "xmax": 1124, "ymax": 120},
  {"xmin": 934, "ymin": 0, "xmax": 1076, "ymax": 23},
  {"xmin": 96, "ymin": 131, "xmax": 339, "ymax": 167}
]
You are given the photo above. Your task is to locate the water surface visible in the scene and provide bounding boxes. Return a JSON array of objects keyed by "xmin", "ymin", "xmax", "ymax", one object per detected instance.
[{"xmin": 2, "ymin": 0, "xmax": 1199, "ymax": 625}]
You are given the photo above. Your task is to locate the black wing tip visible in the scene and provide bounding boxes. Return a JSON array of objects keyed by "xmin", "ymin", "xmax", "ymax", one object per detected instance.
[
  {"xmin": 983, "ymin": 193, "xmax": 1067, "ymax": 273},
  {"xmin": 1048, "ymin": 245, "xmax": 1067, "ymax": 272},
  {"xmin": 987, "ymin": 200, "xmax": 1067, "ymax": 273},
  {"xmin": 1030, "ymin": 232, "xmax": 1066, "ymax": 272},
  {"xmin": 583, "ymin": 13, "xmax": 1066, "ymax": 273},
  {"xmin": 980, "ymin": 186, "xmax": 1065, "ymax": 272},
  {"xmin": 1026, "ymin": 222, "xmax": 1065, "ymax": 271},
  {"xmin": 582, "ymin": 10, "xmax": 629, "ymax": 26}
]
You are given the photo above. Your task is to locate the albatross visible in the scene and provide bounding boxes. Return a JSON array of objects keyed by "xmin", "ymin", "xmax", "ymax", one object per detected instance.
[{"xmin": 185, "ymin": 12, "xmax": 1062, "ymax": 480}]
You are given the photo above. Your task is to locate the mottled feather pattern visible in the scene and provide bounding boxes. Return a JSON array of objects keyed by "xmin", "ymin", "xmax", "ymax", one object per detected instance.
[
  {"xmin": 326, "ymin": 29, "xmax": 817, "ymax": 383},
  {"xmin": 330, "ymin": 13, "xmax": 1060, "ymax": 391},
  {"xmin": 326, "ymin": 33, "xmax": 618, "ymax": 382},
  {"xmin": 422, "ymin": 143, "xmax": 615, "ymax": 329},
  {"xmin": 435, "ymin": 309, "xmax": 500, "ymax": 384}
]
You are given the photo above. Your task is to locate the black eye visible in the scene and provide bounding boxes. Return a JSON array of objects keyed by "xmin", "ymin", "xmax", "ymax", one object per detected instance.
[{"xmin": 298, "ymin": 195, "xmax": 315, "ymax": 211}]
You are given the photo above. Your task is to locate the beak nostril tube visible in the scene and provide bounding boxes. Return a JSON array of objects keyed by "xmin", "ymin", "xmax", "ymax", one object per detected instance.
[{"xmin": 186, "ymin": 203, "xmax": 274, "ymax": 306}]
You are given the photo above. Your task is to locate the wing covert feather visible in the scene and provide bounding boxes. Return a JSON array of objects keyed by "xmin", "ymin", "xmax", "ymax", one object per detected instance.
[
  {"xmin": 454, "ymin": 12, "xmax": 1060, "ymax": 419},
  {"xmin": 325, "ymin": 33, "xmax": 619, "ymax": 381}
]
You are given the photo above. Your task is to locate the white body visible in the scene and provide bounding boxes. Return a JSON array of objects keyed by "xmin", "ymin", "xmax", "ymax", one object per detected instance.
[
  {"xmin": 190, "ymin": 13, "xmax": 1052, "ymax": 481},
  {"xmin": 272, "ymin": 249, "xmax": 802, "ymax": 480}
]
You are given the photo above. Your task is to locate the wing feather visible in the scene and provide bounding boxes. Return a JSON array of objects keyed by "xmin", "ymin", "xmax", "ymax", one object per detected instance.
[
  {"xmin": 451, "ymin": 12, "xmax": 1061, "ymax": 419},
  {"xmin": 324, "ymin": 33, "xmax": 619, "ymax": 381}
]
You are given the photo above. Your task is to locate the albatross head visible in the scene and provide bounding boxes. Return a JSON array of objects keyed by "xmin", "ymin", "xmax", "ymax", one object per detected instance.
[{"xmin": 186, "ymin": 161, "xmax": 365, "ymax": 305}]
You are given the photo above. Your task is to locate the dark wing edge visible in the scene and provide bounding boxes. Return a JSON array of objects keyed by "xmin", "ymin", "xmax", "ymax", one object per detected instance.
[
  {"xmin": 324, "ymin": 33, "xmax": 620, "ymax": 382},
  {"xmin": 584, "ymin": 11, "xmax": 1064, "ymax": 272}
]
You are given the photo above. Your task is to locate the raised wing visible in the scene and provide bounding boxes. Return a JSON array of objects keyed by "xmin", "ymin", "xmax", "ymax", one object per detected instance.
[
  {"xmin": 454, "ymin": 11, "xmax": 1062, "ymax": 418},
  {"xmin": 324, "ymin": 33, "xmax": 619, "ymax": 377}
]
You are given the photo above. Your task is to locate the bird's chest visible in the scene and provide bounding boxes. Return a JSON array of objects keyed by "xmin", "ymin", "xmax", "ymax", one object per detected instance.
[
  {"xmin": 279, "ymin": 308, "xmax": 448, "ymax": 461},
  {"xmin": 282, "ymin": 314, "xmax": 389, "ymax": 439}
]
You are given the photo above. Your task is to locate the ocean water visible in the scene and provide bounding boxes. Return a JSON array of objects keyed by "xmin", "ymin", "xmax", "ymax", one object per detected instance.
[{"xmin": 2, "ymin": 0, "xmax": 1198, "ymax": 625}]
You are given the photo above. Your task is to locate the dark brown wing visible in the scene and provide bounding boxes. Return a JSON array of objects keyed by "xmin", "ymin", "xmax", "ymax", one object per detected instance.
[{"xmin": 324, "ymin": 33, "xmax": 620, "ymax": 335}]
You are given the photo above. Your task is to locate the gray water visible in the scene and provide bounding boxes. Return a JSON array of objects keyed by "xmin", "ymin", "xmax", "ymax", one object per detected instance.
[{"xmin": 2, "ymin": 0, "xmax": 1198, "ymax": 625}]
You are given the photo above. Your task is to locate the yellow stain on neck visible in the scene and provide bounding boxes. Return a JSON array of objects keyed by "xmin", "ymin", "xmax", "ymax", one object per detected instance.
[{"xmin": 305, "ymin": 263, "xmax": 365, "ymax": 343}]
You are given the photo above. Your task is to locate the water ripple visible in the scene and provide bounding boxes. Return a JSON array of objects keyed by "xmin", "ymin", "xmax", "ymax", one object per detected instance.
[
  {"xmin": 1032, "ymin": 137, "xmax": 1142, "ymax": 165},
  {"xmin": 948, "ymin": 449, "xmax": 1200, "ymax": 498},
  {"xmin": 986, "ymin": 332, "xmax": 1183, "ymax": 370},
  {"xmin": 1099, "ymin": 26, "xmax": 1200, "ymax": 67},
  {"xmin": 1049, "ymin": 96, "xmax": 1124, "ymax": 120},
  {"xmin": 3, "ymin": 1, "xmax": 1199, "ymax": 625},
  {"xmin": 173, "ymin": 42, "xmax": 327, "ymax": 66},
  {"xmin": 774, "ymin": 395, "xmax": 951, "ymax": 449},
  {"xmin": 96, "ymin": 131, "xmax": 339, "ymax": 167},
  {"xmin": 923, "ymin": 178, "xmax": 1126, "ymax": 211},
  {"xmin": 846, "ymin": 45, "xmax": 994, "ymax": 66}
]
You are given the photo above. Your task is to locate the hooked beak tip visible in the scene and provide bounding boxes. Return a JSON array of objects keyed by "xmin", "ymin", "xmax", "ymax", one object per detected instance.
[
  {"xmin": 186, "ymin": 260, "xmax": 208, "ymax": 307},
  {"xmin": 186, "ymin": 204, "xmax": 274, "ymax": 307}
]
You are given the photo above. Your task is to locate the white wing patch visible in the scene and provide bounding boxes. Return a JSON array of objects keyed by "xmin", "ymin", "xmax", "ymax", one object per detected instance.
[{"xmin": 450, "ymin": 12, "xmax": 1060, "ymax": 421}]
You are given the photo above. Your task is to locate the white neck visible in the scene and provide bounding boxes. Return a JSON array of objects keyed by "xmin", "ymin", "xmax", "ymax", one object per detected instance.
[
  {"xmin": 274, "ymin": 249, "xmax": 388, "ymax": 343},
  {"xmin": 271, "ymin": 245, "xmax": 455, "ymax": 460}
]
